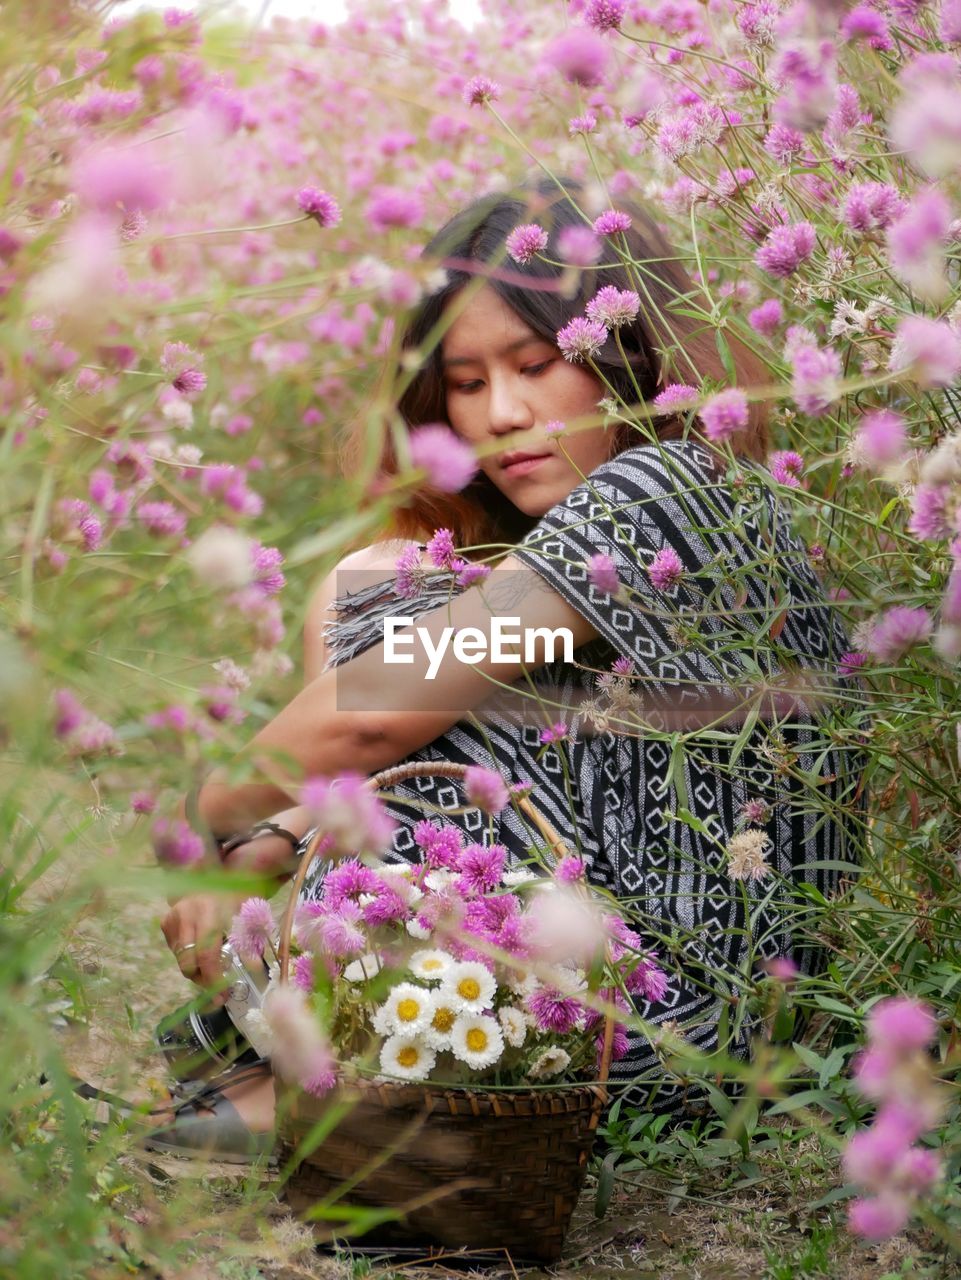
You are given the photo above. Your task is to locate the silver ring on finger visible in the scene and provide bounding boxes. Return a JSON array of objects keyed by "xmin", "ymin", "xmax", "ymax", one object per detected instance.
[{"xmin": 174, "ymin": 941, "xmax": 198, "ymax": 958}]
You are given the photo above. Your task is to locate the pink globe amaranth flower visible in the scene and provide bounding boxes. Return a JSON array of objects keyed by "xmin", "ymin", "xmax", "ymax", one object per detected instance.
[
  {"xmin": 409, "ymin": 424, "xmax": 478, "ymax": 493},
  {"xmin": 426, "ymin": 527, "xmax": 456, "ymax": 569},
  {"xmin": 585, "ymin": 0, "xmax": 626, "ymax": 31},
  {"xmin": 151, "ymin": 817, "xmax": 206, "ymax": 867},
  {"xmin": 768, "ymin": 450, "xmax": 804, "ymax": 488},
  {"xmin": 588, "ymin": 552, "xmax": 620, "ymax": 596},
  {"xmin": 251, "ymin": 541, "xmax": 285, "ymax": 596},
  {"xmin": 700, "ymin": 388, "xmax": 749, "ymax": 443},
  {"xmin": 626, "ymin": 953, "xmax": 668, "ymax": 1001},
  {"xmin": 890, "ymin": 58, "xmax": 961, "ymax": 180},
  {"xmin": 54, "ymin": 688, "xmax": 86, "ymax": 738},
  {"xmin": 890, "ymin": 317, "xmax": 961, "ymax": 389},
  {"xmin": 838, "ymin": 651, "xmax": 868, "ymax": 678},
  {"xmin": 569, "ymin": 111, "xmax": 597, "ymax": 135},
  {"xmin": 292, "ymin": 952, "xmax": 314, "ymax": 992},
  {"xmin": 263, "ymin": 984, "xmax": 335, "ymax": 1093},
  {"xmin": 754, "ymin": 222, "xmax": 817, "ymax": 278},
  {"xmin": 301, "ymin": 772, "xmax": 397, "ymax": 858},
  {"xmin": 557, "ymin": 225, "xmax": 602, "ymax": 266},
  {"xmin": 847, "ymin": 1193, "xmax": 911, "ymax": 1242},
  {"xmin": 597, "ymin": 1022, "xmax": 630, "ymax": 1068},
  {"xmin": 364, "ymin": 186, "xmax": 423, "ymax": 232},
  {"xmin": 463, "ymin": 74, "xmax": 501, "ymax": 106},
  {"xmin": 887, "ymin": 187, "xmax": 951, "ymax": 299},
  {"xmin": 748, "ymin": 299, "xmax": 783, "ymax": 337},
  {"xmin": 136, "ymin": 501, "xmax": 186, "ymax": 539},
  {"xmin": 464, "ymin": 766, "xmax": 510, "ymax": 815},
  {"xmin": 228, "ymin": 896, "xmax": 274, "ymax": 961},
  {"xmin": 555, "ymin": 854, "xmax": 586, "ymax": 883},
  {"xmin": 585, "ymin": 286, "xmax": 640, "ymax": 328},
  {"xmin": 943, "ymin": 565, "xmax": 961, "ymax": 625},
  {"xmin": 764, "ymin": 123, "xmax": 805, "ymax": 164},
  {"xmin": 593, "ymin": 209, "xmax": 632, "ymax": 236},
  {"xmin": 843, "ymin": 1115, "xmax": 914, "ymax": 1193},
  {"xmin": 866, "ymin": 606, "xmax": 933, "ymax": 663},
  {"xmin": 842, "ymin": 182, "xmax": 905, "ymax": 233},
  {"xmin": 941, "ymin": 0, "xmax": 961, "ymax": 41},
  {"xmin": 648, "ymin": 546, "xmax": 684, "ymax": 590},
  {"xmin": 856, "ymin": 410, "xmax": 907, "ymax": 470},
  {"xmin": 526, "ymin": 986, "xmax": 585, "ymax": 1033},
  {"xmin": 456, "ymin": 561, "xmax": 491, "ymax": 587},
  {"xmin": 296, "ymin": 186, "xmax": 341, "ymax": 228},
  {"xmin": 542, "ymin": 27, "xmax": 611, "ymax": 87},
  {"xmin": 72, "ymin": 145, "xmax": 169, "ymax": 214},
  {"xmin": 160, "ymin": 341, "xmax": 206, "ymax": 398},
  {"xmin": 456, "ymin": 842, "xmax": 507, "ymax": 895},
  {"xmin": 840, "ymin": 4, "xmax": 893, "ymax": 48},
  {"xmin": 130, "ymin": 790, "xmax": 156, "ymax": 815},
  {"xmin": 764, "ymin": 955, "xmax": 799, "ymax": 982},
  {"xmin": 505, "ymin": 223, "xmax": 548, "ymax": 264},
  {"xmin": 321, "ymin": 858, "xmax": 383, "ymax": 909},
  {"xmin": 539, "ymin": 720, "xmax": 570, "ymax": 745},
  {"xmin": 791, "ymin": 342, "xmax": 841, "ymax": 416},
  {"xmin": 893, "ymin": 1145, "xmax": 942, "ymax": 1194},
  {"xmin": 319, "ymin": 903, "xmax": 367, "ymax": 956},
  {"xmin": 557, "ymin": 316, "xmax": 608, "ymax": 363},
  {"xmin": 908, "ymin": 485, "xmax": 950, "ymax": 541},
  {"xmin": 393, "ymin": 543, "xmax": 425, "ymax": 601},
  {"xmin": 653, "ymin": 383, "xmax": 700, "ymax": 412},
  {"xmin": 867, "ymin": 997, "xmax": 937, "ymax": 1054},
  {"xmin": 545, "ymin": 419, "xmax": 566, "ymax": 436}
]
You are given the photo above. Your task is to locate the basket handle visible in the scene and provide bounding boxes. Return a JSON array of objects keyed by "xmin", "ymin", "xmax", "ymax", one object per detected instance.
[{"xmin": 277, "ymin": 761, "xmax": 615, "ymax": 1086}]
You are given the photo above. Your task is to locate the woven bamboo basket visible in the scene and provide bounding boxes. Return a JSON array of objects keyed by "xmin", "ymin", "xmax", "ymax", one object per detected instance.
[{"xmin": 275, "ymin": 761, "xmax": 613, "ymax": 1264}]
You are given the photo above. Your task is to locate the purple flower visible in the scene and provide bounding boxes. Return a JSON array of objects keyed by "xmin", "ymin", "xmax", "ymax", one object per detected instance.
[
  {"xmin": 855, "ymin": 410, "xmax": 906, "ymax": 470},
  {"xmin": 413, "ymin": 819, "xmax": 463, "ymax": 869},
  {"xmin": 542, "ymin": 27, "xmax": 611, "ymax": 87},
  {"xmin": 847, "ymin": 1194, "xmax": 911, "ymax": 1242},
  {"xmin": 648, "ymin": 546, "xmax": 684, "ymax": 590},
  {"xmin": 161, "ymin": 342, "xmax": 206, "ymax": 399},
  {"xmin": 456, "ymin": 561, "xmax": 491, "ymax": 587},
  {"xmin": 866, "ymin": 606, "xmax": 933, "ymax": 662},
  {"xmin": 557, "ymin": 225, "xmax": 602, "ymax": 266},
  {"xmin": 941, "ymin": 0, "xmax": 961, "ymax": 41},
  {"xmin": 151, "ymin": 817, "xmax": 205, "ymax": 867},
  {"xmin": 364, "ymin": 186, "xmax": 423, "ymax": 232},
  {"xmin": 755, "ymin": 222, "xmax": 817, "ymax": 277},
  {"xmin": 292, "ymin": 952, "xmax": 314, "ymax": 992},
  {"xmin": 527, "ymin": 986, "xmax": 585, "ymax": 1033},
  {"xmin": 585, "ymin": 286, "xmax": 640, "ymax": 328},
  {"xmin": 137, "ymin": 501, "xmax": 186, "ymax": 538},
  {"xmin": 296, "ymin": 186, "xmax": 341, "ymax": 228},
  {"xmin": 464, "ymin": 765, "xmax": 509, "ymax": 815},
  {"xmin": 748, "ymin": 299, "xmax": 783, "ymax": 336},
  {"xmin": 585, "ymin": 0, "xmax": 626, "ymax": 31},
  {"xmin": 700, "ymin": 388, "xmax": 749, "ymax": 443},
  {"xmin": 626, "ymin": 952, "xmax": 668, "ymax": 1001},
  {"xmin": 653, "ymin": 383, "xmax": 699, "ymax": 411},
  {"xmin": 394, "ymin": 544, "xmax": 425, "ymax": 600},
  {"xmin": 838, "ymin": 651, "xmax": 868, "ymax": 678},
  {"xmin": 317, "ymin": 902, "xmax": 367, "ymax": 957},
  {"xmin": 426, "ymin": 527, "xmax": 456, "ymax": 569},
  {"xmin": 593, "ymin": 209, "xmax": 632, "ymax": 236},
  {"xmin": 588, "ymin": 552, "xmax": 620, "ymax": 595},
  {"xmin": 555, "ymin": 854, "xmax": 586, "ymax": 883},
  {"xmin": 408, "ymin": 424, "xmax": 478, "ymax": 493},
  {"xmin": 456, "ymin": 842, "xmax": 507, "ymax": 895},
  {"xmin": 867, "ymin": 997, "xmax": 937, "ymax": 1054},
  {"xmin": 764, "ymin": 123, "xmax": 805, "ymax": 164},
  {"xmin": 768, "ymin": 450, "xmax": 805, "ymax": 488},
  {"xmin": 505, "ymin": 223, "xmax": 548, "ymax": 264},
  {"xmin": 568, "ymin": 112, "xmax": 597, "ymax": 135},
  {"xmin": 790, "ymin": 341, "xmax": 841, "ymax": 416},
  {"xmin": 539, "ymin": 721, "xmax": 570, "ymax": 745},
  {"xmin": 228, "ymin": 897, "xmax": 274, "ymax": 961},
  {"xmin": 842, "ymin": 182, "xmax": 905, "ymax": 233},
  {"xmin": 887, "ymin": 187, "xmax": 951, "ymax": 298},
  {"xmin": 54, "ymin": 689, "xmax": 86, "ymax": 738},
  {"xmin": 301, "ymin": 773, "xmax": 397, "ymax": 858},
  {"xmin": 556, "ymin": 316, "xmax": 608, "ymax": 363},
  {"xmin": 72, "ymin": 144, "xmax": 168, "ymax": 215},
  {"xmin": 840, "ymin": 4, "xmax": 893, "ymax": 48},
  {"xmin": 908, "ymin": 485, "xmax": 950, "ymax": 541},
  {"xmin": 463, "ymin": 75, "xmax": 501, "ymax": 106},
  {"xmin": 130, "ymin": 790, "xmax": 156, "ymax": 815},
  {"xmin": 889, "ymin": 317, "xmax": 961, "ymax": 389}
]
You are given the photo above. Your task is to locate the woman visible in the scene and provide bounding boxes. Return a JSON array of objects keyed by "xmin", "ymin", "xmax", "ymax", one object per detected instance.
[{"xmin": 153, "ymin": 175, "xmax": 867, "ymax": 1157}]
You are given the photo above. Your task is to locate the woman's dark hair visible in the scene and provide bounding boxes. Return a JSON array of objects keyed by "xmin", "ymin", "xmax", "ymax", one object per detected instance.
[{"xmin": 342, "ymin": 174, "xmax": 770, "ymax": 553}]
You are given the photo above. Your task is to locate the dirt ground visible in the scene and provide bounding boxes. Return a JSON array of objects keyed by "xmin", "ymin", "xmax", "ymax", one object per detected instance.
[{"xmin": 36, "ymin": 842, "xmax": 930, "ymax": 1280}]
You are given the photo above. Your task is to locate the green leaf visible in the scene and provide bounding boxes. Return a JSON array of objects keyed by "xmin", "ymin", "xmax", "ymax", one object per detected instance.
[{"xmin": 595, "ymin": 1152, "xmax": 616, "ymax": 1219}]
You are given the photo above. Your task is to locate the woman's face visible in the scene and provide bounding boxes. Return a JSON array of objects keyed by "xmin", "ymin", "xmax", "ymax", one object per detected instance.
[{"xmin": 440, "ymin": 287, "xmax": 612, "ymax": 517}]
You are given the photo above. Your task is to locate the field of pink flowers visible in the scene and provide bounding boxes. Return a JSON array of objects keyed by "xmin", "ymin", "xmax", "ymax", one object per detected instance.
[{"xmin": 3, "ymin": 0, "xmax": 961, "ymax": 1276}]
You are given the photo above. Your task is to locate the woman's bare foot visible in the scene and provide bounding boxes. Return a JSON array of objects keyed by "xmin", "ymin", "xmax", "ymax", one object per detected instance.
[{"xmin": 155, "ymin": 1064, "xmax": 276, "ymax": 1133}]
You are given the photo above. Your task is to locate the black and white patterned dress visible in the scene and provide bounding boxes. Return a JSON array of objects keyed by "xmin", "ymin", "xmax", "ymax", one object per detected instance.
[{"xmin": 301, "ymin": 440, "xmax": 869, "ymax": 1116}]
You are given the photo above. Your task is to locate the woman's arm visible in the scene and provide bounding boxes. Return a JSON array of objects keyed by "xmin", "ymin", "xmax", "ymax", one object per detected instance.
[{"xmin": 196, "ymin": 552, "xmax": 599, "ymax": 834}]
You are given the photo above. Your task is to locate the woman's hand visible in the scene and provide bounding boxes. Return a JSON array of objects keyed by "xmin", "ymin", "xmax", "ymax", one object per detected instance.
[{"xmin": 160, "ymin": 888, "xmax": 246, "ymax": 1002}]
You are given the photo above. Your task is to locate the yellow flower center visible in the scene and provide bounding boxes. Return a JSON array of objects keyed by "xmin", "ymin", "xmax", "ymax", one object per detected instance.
[
  {"xmin": 466, "ymin": 1028, "xmax": 488, "ymax": 1053},
  {"xmin": 422, "ymin": 958, "xmax": 443, "ymax": 971},
  {"xmin": 432, "ymin": 1006, "xmax": 455, "ymax": 1032},
  {"xmin": 397, "ymin": 998, "xmax": 420, "ymax": 1022},
  {"xmin": 397, "ymin": 1046, "xmax": 419, "ymax": 1068},
  {"xmin": 457, "ymin": 977, "xmax": 481, "ymax": 1001}
]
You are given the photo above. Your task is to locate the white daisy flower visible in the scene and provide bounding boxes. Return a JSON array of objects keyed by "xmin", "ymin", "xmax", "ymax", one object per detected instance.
[
  {"xmin": 450, "ymin": 1013, "xmax": 504, "ymax": 1070},
  {"xmin": 504, "ymin": 967, "xmax": 539, "ymax": 998},
  {"xmin": 382, "ymin": 982, "xmax": 431, "ymax": 1035},
  {"xmin": 409, "ymin": 949, "xmax": 454, "ymax": 982},
  {"xmin": 379, "ymin": 1034, "xmax": 436, "ymax": 1082},
  {"xmin": 406, "ymin": 918, "xmax": 432, "ymax": 940},
  {"xmin": 528, "ymin": 1047, "xmax": 571, "ymax": 1080},
  {"xmin": 424, "ymin": 990, "xmax": 460, "ymax": 1050},
  {"xmin": 501, "ymin": 868, "xmax": 540, "ymax": 888},
  {"xmin": 441, "ymin": 961, "xmax": 497, "ymax": 1013},
  {"xmin": 424, "ymin": 869, "xmax": 455, "ymax": 891},
  {"xmin": 498, "ymin": 1006, "xmax": 528, "ymax": 1048},
  {"xmin": 343, "ymin": 953, "xmax": 382, "ymax": 983},
  {"xmin": 371, "ymin": 1003, "xmax": 393, "ymax": 1035}
]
